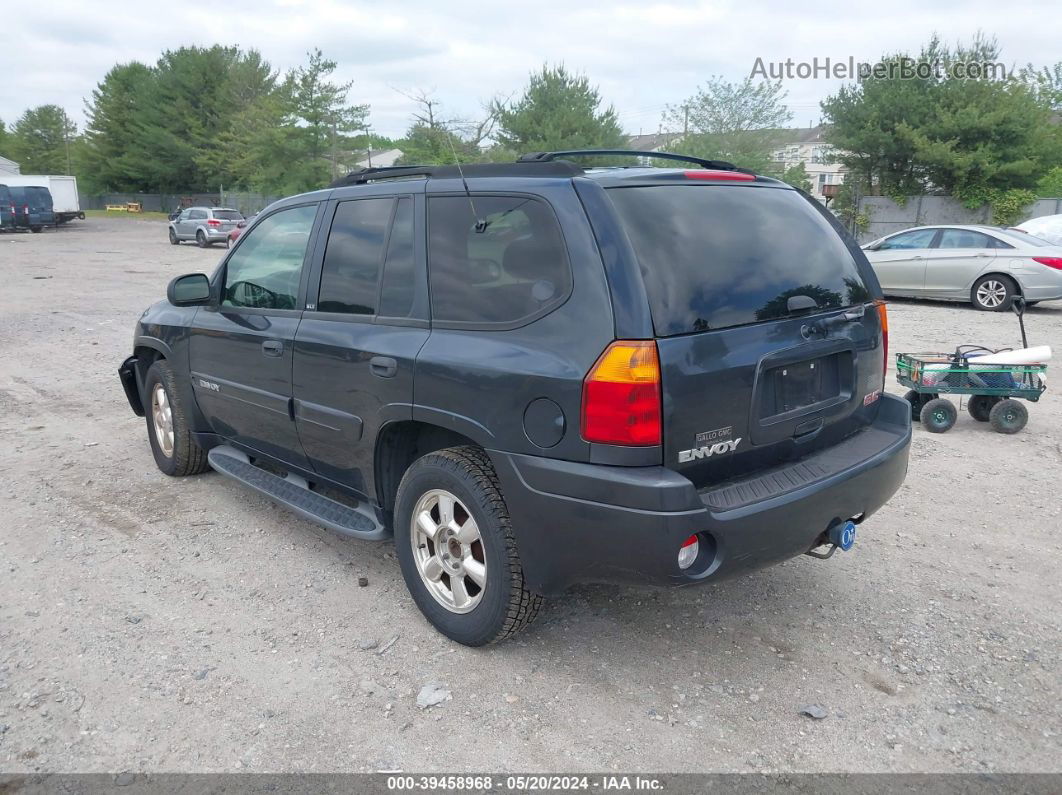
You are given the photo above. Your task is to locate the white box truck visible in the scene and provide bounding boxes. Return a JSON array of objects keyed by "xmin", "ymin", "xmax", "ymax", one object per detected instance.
[{"xmin": 3, "ymin": 175, "xmax": 82, "ymax": 224}]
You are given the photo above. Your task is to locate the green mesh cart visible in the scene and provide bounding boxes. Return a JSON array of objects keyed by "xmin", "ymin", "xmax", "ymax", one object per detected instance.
[{"xmin": 896, "ymin": 351, "xmax": 1047, "ymax": 433}]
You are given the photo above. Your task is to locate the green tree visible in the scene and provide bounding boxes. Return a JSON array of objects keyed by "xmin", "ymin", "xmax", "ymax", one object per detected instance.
[
  {"xmin": 0, "ymin": 119, "xmax": 10, "ymax": 157},
  {"xmin": 394, "ymin": 90, "xmax": 487, "ymax": 166},
  {"xmin": 1038, "ymin": 165, "xmax": 1062, "ymax": 197},
  {"xmin": 284, "ymin": 48, "xmax": 369, "ymax": 184},
  {"xmin": 823, "ymin": 35, "xmax": 1060, "ymax": 203},
  {"xmin": 1021, "ymin": 62, "xmax": 1062, "ymax": 111},
  {"xmin": 493, "ymin": 65, "xmax": 624, "ymax": 153},
  {"xmin": 665, "ymin": 76, "xmax": 792, "ymax": 173},
  {"xmin": 781, "ymin": 162, "xmax": 812, "ymax": 192},
  {"xmin": 10, "ymin": 105, "xmax": 78, "ymax": 174},
  {"xmin": 81, "ymin": 61, "xmax": 156, "ymax": 191}
]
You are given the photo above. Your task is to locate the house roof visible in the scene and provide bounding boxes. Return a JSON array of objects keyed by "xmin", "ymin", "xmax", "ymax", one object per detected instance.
[{"xmin": 625, "ymin": 132, "xmax": 685, "ymax": 152}]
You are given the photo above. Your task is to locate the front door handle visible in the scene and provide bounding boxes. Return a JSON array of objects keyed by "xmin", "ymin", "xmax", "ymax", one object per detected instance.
[
  {"xmin": 370, "ymin": 356, "xmax": 398, "ymax": 378},
  {"xmin": 262, "ymin": 340, "xmax": 284, "ymax": 357}
]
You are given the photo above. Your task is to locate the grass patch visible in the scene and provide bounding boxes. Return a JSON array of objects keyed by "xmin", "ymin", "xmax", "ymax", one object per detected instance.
[{"xmin": 84, "ymin": 209, "xmax": 171, "ymax": 222}]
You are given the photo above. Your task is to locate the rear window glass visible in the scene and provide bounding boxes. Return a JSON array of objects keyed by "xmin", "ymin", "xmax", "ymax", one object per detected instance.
[
  {"xmin": 608, "ymin": 185, "xmax": 871, "ymax": 336},
  {"xmin": 428, "ymin": 195, "xmax": 571, "ymax": 326},
  {"xmin": 212, "ymin": 209, "xmax": 243, "ymax": 221}
]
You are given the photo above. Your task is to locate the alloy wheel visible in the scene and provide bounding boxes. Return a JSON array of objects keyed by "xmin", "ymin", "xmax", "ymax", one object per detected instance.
[
  {"xmin": 976, "ymin": 280, "xmax": 1007, "ymax": 309},
  {"xmin": 151, "ymin": 383, "xmax": 175, "ymax": 458},
  {"xmin": 409, "ymin": 489, "xmax": 486, "ymax": 614}
]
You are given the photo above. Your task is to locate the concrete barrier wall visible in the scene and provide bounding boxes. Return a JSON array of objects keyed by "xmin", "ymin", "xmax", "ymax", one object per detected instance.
[{"xmin": 856, "ymin": 196, "xmax": 1062, "ymax": 243}]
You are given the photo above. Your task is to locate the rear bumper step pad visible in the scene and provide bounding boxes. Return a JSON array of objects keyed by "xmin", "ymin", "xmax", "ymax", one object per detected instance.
[{"xmin": 207, "ymin": 446, "xmax": 388, "ymax": 540}]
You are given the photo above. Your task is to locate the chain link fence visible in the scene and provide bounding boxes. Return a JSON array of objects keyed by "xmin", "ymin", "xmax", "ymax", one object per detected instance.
[{"xmin": 79, "ymin": 192, "xmax": 282, "ymax": 215}]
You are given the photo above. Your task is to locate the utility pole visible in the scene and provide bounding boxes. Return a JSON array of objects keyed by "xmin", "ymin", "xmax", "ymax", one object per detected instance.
[
  {"xmin": 683, "ymin": 104, "xmax": 689, "ymax": 137},
  {"xmin": 364, "ymin": 124, "xmax": 373, "ymax": 168},
  {"xmin": 330, "ymin": 117, "xmax": 338, "ymax": 180}
]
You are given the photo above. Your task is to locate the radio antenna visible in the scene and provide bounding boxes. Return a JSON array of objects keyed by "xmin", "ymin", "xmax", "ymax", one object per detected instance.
[{"xmin": 445, "ymin": 131, "xmax": 487, "ymax": 233}]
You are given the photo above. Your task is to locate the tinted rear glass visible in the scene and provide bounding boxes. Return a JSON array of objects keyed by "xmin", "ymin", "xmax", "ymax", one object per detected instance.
[
  {"xmin": 212, "ymin": 209, "xmax": 243, "ymax": 221},
  {"xmin": 29, "ymin": 187, "xmax": 53, "ymax": 208},
  {"xmin": 608, "ymin": 185, "xmax": 871, "ymax": 336}
]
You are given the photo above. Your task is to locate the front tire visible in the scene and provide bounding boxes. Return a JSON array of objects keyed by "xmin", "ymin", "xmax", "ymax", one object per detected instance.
[
  {"xmin": 144, "ymin": 360, "xmax": 210, "ymax": 476},
  {"xmin": 169, "ymin": 227, "xmax": 179, "ymax": 245},
  {"xmin": 394, "ymin": 446, "xmax": 542, "ymax": 646},
  {"xmin": 971, "ymin": 275, "xmax": 1016, "ymax": 311},
  {"xmin": 920, "ymin": 397, "xmax": 957, "ymax": 432},
  {"xmin": 30, "ymin": 226, "xmax": 43, "ymax": 233},
  {"xmin": 989, "ymin": 399, "xmax": 1028, "ymax": 434}
]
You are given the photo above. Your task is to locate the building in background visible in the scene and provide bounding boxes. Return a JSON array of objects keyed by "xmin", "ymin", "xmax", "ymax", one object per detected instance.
[
  {"xmin": 0, "ymin": 155, "xmax": 21, "ymax": 176},
  {"xmin": 769, "ymin": 125, "xmax": 845, "ymax": 201},
  {"xmin": 352, "ymin": 148, "xmax": 404, "ymax": 169}
]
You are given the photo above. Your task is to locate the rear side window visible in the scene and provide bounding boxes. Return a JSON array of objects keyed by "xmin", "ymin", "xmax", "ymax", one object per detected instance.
[
  {"xmin": 379, "ymin": 198, "xmax": 415, "ymax": 318},
  {"xmin": 608, "ymin": 186, "xmax": 871, "ymax": 335},
  {"xmin": 318, "ymin": 198, "xmax": 394, "ymax": 315},
  {"xmin": 30, "ymin": 188, "xmax": 53, "ymax": 209},
  {"xmin": 428, "ymin": 195, "xmax": 571, "ymax": 326},
  {"xmin": 937, "ymin": 229, "xmax": 996, "ymax": 249}
]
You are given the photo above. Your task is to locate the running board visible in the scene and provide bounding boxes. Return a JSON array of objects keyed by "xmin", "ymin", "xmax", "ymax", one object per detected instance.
[{"xmin": 207, "ymin": 445, "xmax": 389, "ymax": 541}]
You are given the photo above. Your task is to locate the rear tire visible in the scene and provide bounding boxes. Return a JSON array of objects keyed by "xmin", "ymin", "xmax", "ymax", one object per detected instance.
[
  {"xmin": 30, "ymin": 226, "xmax": 43, "ymax": 233},
  {"xmin": 920, "ymin": 398, "xmax": 956, "ymax": 433},
  {"xmin": 143, "ymin": 360, "xmax": 210, "ymax": 476},
  {"xmin": 196, "ymin": 230, "xmax": 208, "ymax": 248},
  {"xmin": 903, "ymin": 389, "xmax": 936, "ymax": 421},
  {"xmin": 967, "ymin": 395, "xmax": 999, "ymax": 422},
  {"xmin": 394, "ymin": 446, "xmax": 542, "ymax": 646},
  {"xmin": 971, "ymin": 275, "xmax": 1016, "ymax": 311},
  {"xmin": 989, "ymin": 399, "xmax": 1028, "ymax": 434}
]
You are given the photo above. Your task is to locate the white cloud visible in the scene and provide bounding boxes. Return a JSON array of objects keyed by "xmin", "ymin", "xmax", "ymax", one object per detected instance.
[{"xmin": 1, "ymin": 0, "xmax": 1057, "ymax": 140}]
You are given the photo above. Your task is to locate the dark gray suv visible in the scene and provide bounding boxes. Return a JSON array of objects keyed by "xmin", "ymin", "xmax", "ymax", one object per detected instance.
[{"xmin": 120, "ymin": 151, "xmax": 911, "ymax": 646}]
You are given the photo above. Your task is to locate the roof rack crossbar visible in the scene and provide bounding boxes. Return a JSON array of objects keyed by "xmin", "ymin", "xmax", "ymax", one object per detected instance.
[{"xmin": 517, "ymin": 149, "xmax": 752, "ymax": 173}]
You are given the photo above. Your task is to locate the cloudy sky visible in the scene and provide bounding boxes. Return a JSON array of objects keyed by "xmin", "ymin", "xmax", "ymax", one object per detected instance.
[{"xmin": 2, "ymin": 0, "xmax": 1058, "ymax": 140}]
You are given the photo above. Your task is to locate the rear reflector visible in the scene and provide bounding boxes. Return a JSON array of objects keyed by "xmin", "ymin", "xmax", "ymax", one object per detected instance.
[
  {"xmin": 1032, "ymin": 256, "xmax": 1062, "ymax": 270},
  {"xmin": 684, "ymin": 170, "xmax": 756, "ymax": 181},
  {"xmin": 678, "ymin": 534, "xmax": 699, "ymax": 570},
  {"xmin": 581, "ymin": 340, "xmax": 662, "ymax": 446}
]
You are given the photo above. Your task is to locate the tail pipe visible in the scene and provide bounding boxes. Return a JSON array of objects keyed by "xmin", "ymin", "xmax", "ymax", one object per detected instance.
[{"xmin": 806, "ymin": 517, "xmax": 860, "ymax": 559}]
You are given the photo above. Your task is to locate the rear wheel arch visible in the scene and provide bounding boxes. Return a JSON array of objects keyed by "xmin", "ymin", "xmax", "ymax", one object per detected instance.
[{"xmin": 374, "ymin": 421, "xmax": 481, "ymax": 515}]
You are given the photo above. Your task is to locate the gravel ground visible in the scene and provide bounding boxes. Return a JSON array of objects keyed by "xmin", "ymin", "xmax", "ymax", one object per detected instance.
[{"xmin": 0, "ymin": 218, "xmax": 1059, "ymax": 774}]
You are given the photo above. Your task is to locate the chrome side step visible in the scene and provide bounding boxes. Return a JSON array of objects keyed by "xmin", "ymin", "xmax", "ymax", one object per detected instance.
[{"xmin": 207, "ymin": 445, "xmax": 388, "ymax": 541}]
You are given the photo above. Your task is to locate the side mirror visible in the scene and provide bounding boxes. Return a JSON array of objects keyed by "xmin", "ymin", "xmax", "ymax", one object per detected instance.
[{"xmin": 167, "ymin": 273, "xmax": 212, "ymax": 306}]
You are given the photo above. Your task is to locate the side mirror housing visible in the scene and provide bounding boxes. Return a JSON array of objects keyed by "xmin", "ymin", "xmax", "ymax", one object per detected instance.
[{"xmin": 167, "ymin": 273, "xmax": 212, "ymax": 306}]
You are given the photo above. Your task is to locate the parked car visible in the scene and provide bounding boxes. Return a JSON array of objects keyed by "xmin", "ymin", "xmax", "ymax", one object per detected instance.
[
  {"xmin": 120, "ymin": 151, "xmax": 910, "ymax": 646},
  {"xmin": 0, "ymin": 184, "xmax": 13, "ymax": 232},
  {"xmin": 9, "ymin": 185, "xmax": 55, "ymax": 232},
  {"xmin": 227, "ymin": 213, "xmax": 257, "ymax": 246},
  {"xmin": 863, "ymin": 225, "xmax": 1062, "ymax": 310},
  {"xmin": 168, "ymin": 207, "xmax": 244, "ymax": 247},
  {"xmin": 1013, "ymin": 214, "xmax": 1062, "ymax": 247}
]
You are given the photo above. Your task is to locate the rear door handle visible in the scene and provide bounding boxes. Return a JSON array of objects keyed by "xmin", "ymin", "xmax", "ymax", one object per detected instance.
[
  {"xmin": 261, "ymin": 340, "xmax": 284, "ymax": 357},
  {"xmin": 370, "ymin": 356, "xmax": 398, "ymax": 378}
]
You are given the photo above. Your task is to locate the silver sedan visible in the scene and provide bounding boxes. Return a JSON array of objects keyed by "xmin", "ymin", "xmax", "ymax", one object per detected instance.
[{"xmin": 862, "ymin": 225, "xmax": 1062, "ymax": 311}]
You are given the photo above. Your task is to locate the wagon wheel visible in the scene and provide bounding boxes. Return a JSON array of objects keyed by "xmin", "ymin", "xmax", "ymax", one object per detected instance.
[
  {"xmin": 989, "ymin": 399, "xmax": 1027, "ymax": 434},
  {"xmin": 967, "ymin": 395, "xmax": 1000, "ymax": 423},
  {"xmin": 903, "ymin": 389, "xmax": 936, "ymax": 421},
  {"xmin": 920, "ymin": 398, "xmax": 956, "ymax": 433}
]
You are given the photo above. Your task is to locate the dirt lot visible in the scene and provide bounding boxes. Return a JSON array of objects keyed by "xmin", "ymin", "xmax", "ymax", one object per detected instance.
[{"xmin": 1, "ymin": 218, "xmax": 1059, "ymax": 774}]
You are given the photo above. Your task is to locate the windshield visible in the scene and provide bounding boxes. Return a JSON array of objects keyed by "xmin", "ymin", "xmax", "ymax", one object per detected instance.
[{"xmin": 608, "ymin": 185, "xmax": 872, "ymax": 336}]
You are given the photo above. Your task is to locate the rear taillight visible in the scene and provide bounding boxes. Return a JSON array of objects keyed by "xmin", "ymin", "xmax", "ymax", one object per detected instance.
[
  {"xmin": 1032, "ymin": 256, "xmax": 1062, "ymax": 270},
  {"xmin": 684, "ymin": 170, "xmax": 756, "ymax": 181},
  {"xmin": 23, "ymin": 204, "xmax": 29, "ymax": 215},
  {"xmin": 875, "ymin": 300, "xmax": 889, "ymax": 382},
  {"xmin": 581, "ymin": 340, "xmax": 662, "ymax": 446},
  {"xmin": 207, "ymin": 218, "xmax": 221, "ymax": 227}
]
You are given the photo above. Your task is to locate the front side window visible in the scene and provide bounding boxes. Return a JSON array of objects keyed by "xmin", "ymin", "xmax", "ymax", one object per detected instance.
[
  {"xmin": 428, "ymin": 195, "xmax": 571, "ymax": 325},
  {"xmin": 222, "ymin": 204, "xmax": 317, "ymax": 310},
  {"xmin": 317, "ymin": 198, "xmax": 394, "ymax": 315},
  {"xmin": 878, "ymin": 229, "xmax": 937, "ymax": 250}
]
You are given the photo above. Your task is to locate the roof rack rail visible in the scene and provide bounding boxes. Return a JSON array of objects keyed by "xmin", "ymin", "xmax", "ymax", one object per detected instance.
[
  {"xmin": 329, "ymin": 161, "xmax": 583, "ymax": 188},
  {"xmin": 517, "ymin": 149, "xmax": 752, "ymax": 173}
]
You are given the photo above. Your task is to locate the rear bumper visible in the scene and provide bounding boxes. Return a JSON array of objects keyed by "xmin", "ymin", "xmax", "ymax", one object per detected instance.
[{"xmin": 490, "ymin": 393, "xmax": 911, "ymax": 596}]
